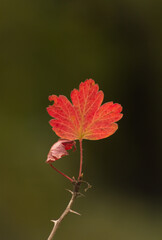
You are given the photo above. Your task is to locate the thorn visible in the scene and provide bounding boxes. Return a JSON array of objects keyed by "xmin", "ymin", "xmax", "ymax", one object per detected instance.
[
  {"xmin": 72, "ymin": 176, "xmax": 77, "ymax": 182},
  {"xmin": 84, "ymin": 183, "xmax": 92, "ymax": 192},
  {"xmin": 66, "ymin": 189, "xmax": 73, "ymax": 195},
  {"xmin": 51, "ymin": 220, "xmax": 58, "ymax": 225},
  {"xmin": 77, "ymin": 192, "xmax": 85, "ymax": 198},
  {"xmin": 69, "ymin": 209, "xmax": 81, "ymax": 216}
]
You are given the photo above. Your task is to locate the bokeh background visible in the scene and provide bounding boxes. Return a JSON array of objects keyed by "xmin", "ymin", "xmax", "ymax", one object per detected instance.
[{"xmin": 1, "ymin": 0, "xmax": 162, "ymax": 239}]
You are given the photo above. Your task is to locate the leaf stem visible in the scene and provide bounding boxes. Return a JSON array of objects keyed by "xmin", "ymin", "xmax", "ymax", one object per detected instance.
[
  {"xmin": 78, "ymin": 139, "xmax": 83, "ymax": 180},
  {"xmin": 49, "ymin": 163, "xmax": 73, "ymax": 183}
]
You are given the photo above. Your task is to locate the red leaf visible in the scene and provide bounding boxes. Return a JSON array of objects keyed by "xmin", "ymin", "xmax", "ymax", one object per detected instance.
[
  {"xmin": 46, "ymin": 139, "xmax": 76, "ymax": 163},
  {"xmin": 47, "ymin": 79, "xmax": 123, "ymax": 140}
]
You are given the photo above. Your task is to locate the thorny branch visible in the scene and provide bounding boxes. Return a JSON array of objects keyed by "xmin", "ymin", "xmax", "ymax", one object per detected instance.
[{"xmin": 47, "ymin": 180, "xmax": 91, "ymax": 240}]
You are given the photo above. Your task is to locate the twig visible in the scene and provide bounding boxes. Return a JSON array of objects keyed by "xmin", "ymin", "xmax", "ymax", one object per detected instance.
[
  {"xmin": 47, "ymin": 139, "xmax": 87, "ymax": 239},
  {"xmin": 47, "ymin": 181, "xmax": 81, "ymax": 240}
]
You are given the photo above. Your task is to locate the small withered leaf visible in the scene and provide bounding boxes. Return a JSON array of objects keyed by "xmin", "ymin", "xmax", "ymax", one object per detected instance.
[{"xmin": 46, "ymin": 139, "xmax": 76, "ymax": 163}]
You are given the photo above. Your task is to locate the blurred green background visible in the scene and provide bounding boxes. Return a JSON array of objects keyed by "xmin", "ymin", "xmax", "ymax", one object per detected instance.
[{"xmin": 1, "ymin": 0, "xmax": 162, "ymax": 239}]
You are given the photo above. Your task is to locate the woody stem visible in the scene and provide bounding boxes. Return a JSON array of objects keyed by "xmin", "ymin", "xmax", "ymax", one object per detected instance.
[
  {"xmin": 49, "ymin": 163, "xmax": 73, "ymax": 183},
  {"xmin": 47, "ymin": 181, "xmax": 81, "ymax": 240},
  {"xmin": 78, "ymin": 139, "xmax": 83, "ymax": 180}
]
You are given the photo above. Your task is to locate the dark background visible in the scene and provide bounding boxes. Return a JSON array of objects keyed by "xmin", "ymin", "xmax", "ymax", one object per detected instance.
[{"xmin": 1, "ymin": 0, "xmax": 162, "ymax": 239}]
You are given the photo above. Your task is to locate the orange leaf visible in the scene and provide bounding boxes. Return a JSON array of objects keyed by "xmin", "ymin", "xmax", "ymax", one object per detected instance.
[{"xmin": 47, "ymin": 79, "xmax": 123, "ymax": 140}]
